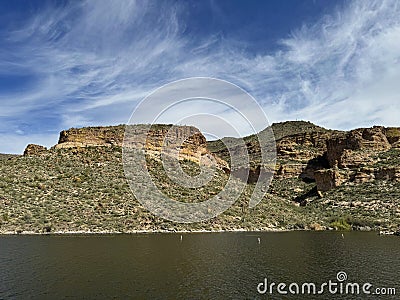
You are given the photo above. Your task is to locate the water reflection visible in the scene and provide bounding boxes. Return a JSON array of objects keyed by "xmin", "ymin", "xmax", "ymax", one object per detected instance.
[{"xmin": 0, "ymin": 232, "xmax": 398, "ymax": 299}]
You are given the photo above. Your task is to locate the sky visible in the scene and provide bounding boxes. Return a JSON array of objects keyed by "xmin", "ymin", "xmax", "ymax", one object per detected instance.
[{"xmin": 1, "ymin": 0, "xmax": 400, "ymax": 154}]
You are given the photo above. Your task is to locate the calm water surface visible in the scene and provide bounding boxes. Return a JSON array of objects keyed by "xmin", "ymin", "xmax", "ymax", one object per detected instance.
[{"xmin": 0, "ymin": 231, "xmax": 399, "ymax": 299}]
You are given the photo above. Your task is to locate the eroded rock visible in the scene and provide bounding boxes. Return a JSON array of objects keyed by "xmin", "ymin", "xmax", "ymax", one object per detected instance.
[
  {"xmin": 314, "ymin": 169, "xmax": 345, "ymax": 192},
  {"xmin": 23, "ymin": 144, "xmax": 47, "ymax": 156}
]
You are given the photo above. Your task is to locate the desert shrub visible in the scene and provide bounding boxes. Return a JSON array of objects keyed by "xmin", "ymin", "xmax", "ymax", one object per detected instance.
[{"xmin": 330, "ymin": 218, "xmax": 352, "ymax": 231}]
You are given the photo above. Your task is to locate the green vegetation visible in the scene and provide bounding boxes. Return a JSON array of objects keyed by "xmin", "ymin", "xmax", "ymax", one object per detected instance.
[
  {"xmin": 385, "ymin": 128, "xmax": 400, "ymax": 141},
  {"xmin": 1, "ymin": 145, "xmax": 399, "ymax": 234},
  {"xmin": 269, "ymin": 120, "xmax": 333, "ymax": 140},
  {"xmin": 330, "ymin": 218, "xmax": 351, "ymax": 231},
  {"xmin": 1, "ymin": 121, "xmax": 399, "ymax": 234},
  {"xmin": 373, "ymin": 148, "xmax": 400, "ymax": 167}
]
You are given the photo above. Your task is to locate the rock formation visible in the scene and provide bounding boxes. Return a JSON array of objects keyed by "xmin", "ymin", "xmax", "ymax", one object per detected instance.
[
  {"xmin": 25, "ymin": 124, "xmax": 228, "ymax": 170},
  {"xmin": 209, "ymin": 122, "xmax": 400, "ymax": 192},
  {"xmin": 23, "ymin": 122, "xmax": 400, "ymax": 192},
  {"xmin": 316, "ymin": 126, "xmax": 400, "ymax": 191},
  {"xmin": 326, "ymin": 126, "xmax": 392, "ymax": 168},
  {"xmin": 23, "ymin": 144, "xmax": 48, "ymax": 156},
  {"xmin": 55, "ymin": 125, "xmax": 125, "ymax": 149},
  {"xmin": 9, "ymin": 120, "xmax": 400, "ymax": 233},
  {"xmin": 314, "ymin": 168, "xmax": 347, "ymax": 192}
]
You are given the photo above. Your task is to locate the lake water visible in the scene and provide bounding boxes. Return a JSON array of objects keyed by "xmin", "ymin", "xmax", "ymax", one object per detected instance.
[{"xmin": 0, "ymin": 232, "xmax": 398, "ymax": 299}]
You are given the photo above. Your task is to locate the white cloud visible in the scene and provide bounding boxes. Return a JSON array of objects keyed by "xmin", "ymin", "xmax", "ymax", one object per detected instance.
[{"xmin": 0, "ymin": 0, "xmax": 400, "ymax": 153}]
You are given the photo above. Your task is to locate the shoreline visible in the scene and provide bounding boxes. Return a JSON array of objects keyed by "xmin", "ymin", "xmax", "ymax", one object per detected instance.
[
  {"xmin": 0, "ymin": 228, "xmax": 287, "ymax": 235},
  {"xmin": 1, "ymin": 228, "xmax": 395, "ymax": 236}
]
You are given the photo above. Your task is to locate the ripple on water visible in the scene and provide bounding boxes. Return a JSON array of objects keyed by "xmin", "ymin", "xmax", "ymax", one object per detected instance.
[{"xmin": 0, "ymin": 232, "xmax": 399, "ymax": 299}]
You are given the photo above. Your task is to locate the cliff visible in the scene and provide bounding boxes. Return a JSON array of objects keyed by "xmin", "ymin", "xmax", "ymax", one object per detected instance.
[
  {"xmin": 25, "ymin": 124, "xmax": 228, "ymax": 169},
  {"xmin": 2, "ymin": 121, "xmax": 398, "ymax": 234},
  {"xmin": 315, "ymin": 126, "xmax": 400, "ymax": 191},
  {"xmin": 209, "ymin": 122, "xmax": 400, "ymax": 189},
  {"xmin": 55, "ymin": 125, "xmax": 125, "ymax": 148},
  {"xmin": 22, "ymin": 121, "xmax": 400, "ymax": 195},
  {"xmin": 208, "ymin": 121, "xmax": 400, "ymax": 233}
]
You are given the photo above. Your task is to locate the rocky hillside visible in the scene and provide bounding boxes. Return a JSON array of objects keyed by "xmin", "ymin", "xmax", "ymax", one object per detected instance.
[
  {"xmin": 209, "ymin": 121, "xmax": 400, "ymax": 233},
  {"xmin": 208, "ymin": 121, "xmax": 338, "ymax": 180},
  {"xmin": 1, "ymin": 121, "xmax": 399, "ymax": 234},
  {"xmin": 307, "ymin": 126, "xmax": 400, "ymax": 191},
  {"xmin": 209, "ymin": 121, "xmax": 400, "ymax": 188}
]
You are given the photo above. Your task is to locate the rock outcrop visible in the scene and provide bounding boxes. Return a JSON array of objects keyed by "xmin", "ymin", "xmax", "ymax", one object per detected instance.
[
  {"xmin": 309, "ymin": 126, "xmax": 400, "ymax": 191},
  {"xmin": 276, "ymin": 131, "xmax": 332, "ymax": 161},
  {"xmin": 23, "ymin": 144, "xmax": 48, "ymax": 156},
  {"xmin": 326, "ymin": 126, "xmax": 393, "ymax": 168},
  {"xmin": 276, "ymin": 164, "xmax": 305, "ymax": 178},
  {"xmin": 55, "ymin": 125, "xmax": 125, "ymax": 149},
  {"xmin": 52, "ymin": 124, "xmax": 229, "ymax": 170},
  {"xmin": 22, "ymin": 122, "xmax": 400, "ymax": 191},
  {"xmin": 209, "ymin": 122, "xmax": 400, "ymax": 192},
  {"xmin": 314, "ymin": 169, "xmax": 346, "ymax": 192},
  {"xmin": 264, "ymin": 122, "xmax": 339, "ymax": 180}
]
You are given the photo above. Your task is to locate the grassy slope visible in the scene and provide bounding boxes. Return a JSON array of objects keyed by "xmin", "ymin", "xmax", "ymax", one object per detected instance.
[{"xmin": 0, "ymin": 146, "xmax": 316, "ymax": 233}]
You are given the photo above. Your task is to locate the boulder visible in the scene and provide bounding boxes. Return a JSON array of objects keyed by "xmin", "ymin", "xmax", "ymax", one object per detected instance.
[
  {"xmin": 309, "ymin": 223, "xmax": 325, "ymax": 230},
  {"xmin": 314, "ymin": 169, "xmax": 345, "ymax": 192}
]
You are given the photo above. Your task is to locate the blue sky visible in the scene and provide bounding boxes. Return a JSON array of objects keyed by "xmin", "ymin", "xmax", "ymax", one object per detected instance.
[{"xmin": 1, "ymin": 0, "xmax": 400, "ymax": 153}]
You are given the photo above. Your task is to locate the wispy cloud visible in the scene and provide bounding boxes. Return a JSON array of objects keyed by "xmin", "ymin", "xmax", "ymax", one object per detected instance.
[{"xmin": 0, "ymin": 0, "xmax": 399, "ymax": 153}]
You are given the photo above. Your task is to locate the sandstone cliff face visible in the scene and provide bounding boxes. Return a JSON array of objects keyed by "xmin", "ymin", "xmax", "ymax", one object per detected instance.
[
  {"xmin": 272, "ymin": 126, "xmax": 337, "ymax": 180},
  {"xmin": 127, "ymin": 125, "xmax": 227, "ymax": 168},
  {"xmin": 22, "ymin": 122, "xmax": 400, "ymax": 191},
  {"xmin": 274, "ymin": 131, "xmax": 333, "ymax": 181},
  {"xmin": 209, "ymin": 122, "xmax": 337, "ymax": 182},
  {"xmin": 326, "ymin": 126, "xmax": 393, "ymax": 168},
  {"xmin": 314, "ymin": 126, "xmax": 400, "ymax": 191},
  {"xmin": 276, "ymin": 131, "xmax": 331, "ymax": 160},
  {"xmin": 314, "ymin": 169, "xmax": 348, "ymax": 192},
  {"xmin": 209, "ymin": 122, "xmax": 400, "ymax": 192},
  {"xmin": 55, "ymin": 124, "xmax": 206, "ymax": 150},
  {"xmin": 23, "ymin": 144, "xmax": 48, "ymax": 156},
  {"xmin": 56, "ymin": 125, "xmax": 125, "ymax": 149},
  {"xmin": 25, "ymin": 124, "xmax": 228, "ymax": 170}
]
